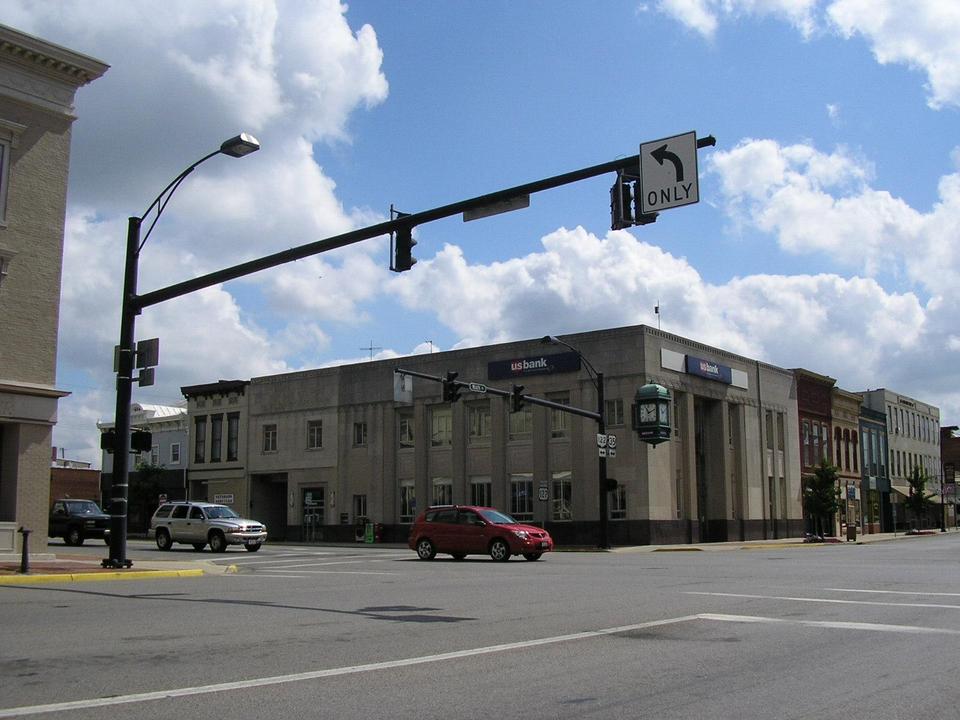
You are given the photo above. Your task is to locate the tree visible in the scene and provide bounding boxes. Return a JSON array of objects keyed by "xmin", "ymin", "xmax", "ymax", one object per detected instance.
[
  {"xmin": 803, "ymin": 459, "xmax": 841, "ymax": 538},
  {"xmin": 904, "ymin": 466, "xmax": 936, "ymax": 531}
]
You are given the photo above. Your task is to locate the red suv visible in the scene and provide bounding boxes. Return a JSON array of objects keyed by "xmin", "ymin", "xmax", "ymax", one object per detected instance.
[{"xmin": 408, "ymin": 505, "xmax": 554, "ymax": 562}]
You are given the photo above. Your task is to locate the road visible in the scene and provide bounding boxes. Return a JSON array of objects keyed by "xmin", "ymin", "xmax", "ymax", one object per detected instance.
[{"xmin": 2, "ymin": 536, "xmax": 959, "ymax": 719}]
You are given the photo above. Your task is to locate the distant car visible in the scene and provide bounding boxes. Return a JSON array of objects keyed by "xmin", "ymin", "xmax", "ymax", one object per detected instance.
[
  {"xmin": 408, "ymin": 505, "xmax": 554, "ymax": 562},
  {"xmin": 49, "ymin": 499, "xmax": 111, "ymax": 546},
  {"xmin": 149, "ymin": 501, "xmax": 267, "ymax": 553}
]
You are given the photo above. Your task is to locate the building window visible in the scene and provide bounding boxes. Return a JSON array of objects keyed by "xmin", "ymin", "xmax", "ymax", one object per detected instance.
[
  {"xmin": 308, "ymin": 420, "xmax": 323, "ymax": 450},
  {"xmin": 227, "ymin": 413, "xmax": 239, "ymax": 461},
  {"xmin": 262, "ymin": 423, "xmax": 277, "ymax": 453},
  {"xmin": 604, "ymin": 398, "xmax": 625, "ymax": 427},
  {"xmin": 150, "ymin": 445, "xmax": 160, "ymax": 466},
  {"xmin": 801, "ymin": 420, "xmax": 811, "ymax": 467},
  {"xmin": 0, "ymin": 122, "xmax": 25, "ymax": 225},
  {"xmin": 194, "ymin": 416, "xmax": 206, "ymax": 463},
  {"xmin": 552, "ymin": 471, "xmax": 572, "ymax": 521},
  {"xmin": 470, "ymin": 475, "xmax": 492, "ymax": 507},
  {"xmin": 398, "ymin": 415, "xmax": 415, "ymax": 448},
  {"xmin": 432, "ymin": 477, "xmax": 453, "ymax": 505},
  {"xmin": 170, "ymin": 442, "xmax": 181, "ymax": 465},
  {"xmin": 210, "ymin": 414, "xmax": 223, "ymax": 463},
  {"xmin": 549, "ymin": 393, "xmax": 570, "ymax": 439},
  {"xmin": 610, "ymin": 484, "xmax": 626, "ymax": 520},
  {"xmin": 509, "ymin": 407, "xmax": 533, "ymax": 442},
  {"xmin": 353, "ymin": 421, "xmax": 368, "ymax": 447},
  {"xmin": 468, "ymin": 403, "xmax": 491, "ymax": 443},
  {"xmin": 510, "ymin": 473, "xmax": 533, "ymax": 521},
  {"xmin": 399, "ymin": 480, "xmax": 416, "ymax": 523},
  {"xmin": 431, "ymin": 407, "xmax": 452, "ymax": 447},
  {"xmin": 353, "ymin": 494, "xmax": 367, "ymax": 521}
]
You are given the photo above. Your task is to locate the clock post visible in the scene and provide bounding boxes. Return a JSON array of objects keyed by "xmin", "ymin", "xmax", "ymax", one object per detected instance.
[{"xmin": 633, "ymin": 383, "xmax": 672, "ymax": 445}]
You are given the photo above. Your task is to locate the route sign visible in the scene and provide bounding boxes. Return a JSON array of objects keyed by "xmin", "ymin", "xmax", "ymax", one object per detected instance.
[
  {"xmin": 468, "ymin": 382, "xmax": 488, "ymax": 393},
  {"xmin": 639, "ymin": 131, "xmax": 699, "ymax": 214}
]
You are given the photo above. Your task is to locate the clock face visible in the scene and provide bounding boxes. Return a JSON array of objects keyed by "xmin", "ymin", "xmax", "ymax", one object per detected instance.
[
  {"xmin": 658, "ymin": 402, "xmax": 669, "ymax": 424},
  {"xmin": 639, "ymin": 403, "xmax": 657, "ymax": 423}
]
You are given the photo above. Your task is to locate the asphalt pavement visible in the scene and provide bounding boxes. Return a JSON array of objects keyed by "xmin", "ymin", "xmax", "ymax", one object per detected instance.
[{"xmin": 1, "ymin": 527, "xmax": 953, "ymax": 584}]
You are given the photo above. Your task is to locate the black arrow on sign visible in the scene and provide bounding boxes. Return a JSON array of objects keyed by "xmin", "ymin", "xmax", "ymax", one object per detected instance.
[{"xmin": 651, "ymin": 144, "xmax": 684, "ymax": 182}]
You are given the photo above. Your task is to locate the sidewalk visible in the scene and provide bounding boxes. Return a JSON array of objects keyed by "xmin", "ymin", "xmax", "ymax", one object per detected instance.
[
  {"xmin": 0, "ymin": 552, "xmax": 227, "ymax": 584},
  {"xmin": 1, "ymin": 528, "xmax": 955, "ymax": 584}
]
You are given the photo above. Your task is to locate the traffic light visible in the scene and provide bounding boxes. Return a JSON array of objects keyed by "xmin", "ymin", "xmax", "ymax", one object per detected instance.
[
  {"xmin": 511, "ymin": 385, "xmax": 525, "ymax": 412},
  {"xmin": 100, "ymin": 429, "xmax": 117, "ymax": 454},
  {"xmin": 392, "ymin": 224, "xmax": 417, "ymax": 272},
  {"xmin": 442, "ymin": 371, "xmax": 462, "ymax": 403},
  {"xmin": 610, "ymin": 174, "xmax": 634, "ymax": 230},
  {"xmin": 605, "ymin": 478, "xmax": 618, "ymax": 492},
  {"xmin": 131, "ymin": 429, "xmax": 152, "ymax": 453}
]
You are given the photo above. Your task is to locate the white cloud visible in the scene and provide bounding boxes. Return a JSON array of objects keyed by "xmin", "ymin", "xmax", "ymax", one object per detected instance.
[
  {"xmin": 656, "ymin": 0, "xmax": 960, "ymax": 108},
  {"xmin": 656, "ymin": 0, "xmax": 819, "ymax": 39}
]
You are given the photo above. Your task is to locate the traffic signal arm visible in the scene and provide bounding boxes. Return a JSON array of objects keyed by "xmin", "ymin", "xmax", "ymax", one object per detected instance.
[{"xmin": 393, "ymin": 368, "xmax": 600, "ymax": 421}]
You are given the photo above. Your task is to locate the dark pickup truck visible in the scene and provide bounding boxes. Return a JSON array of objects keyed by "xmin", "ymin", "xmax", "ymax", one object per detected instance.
[{"xmin": 49, "ymin": 499, "xmax": 111, "ymax": 546}]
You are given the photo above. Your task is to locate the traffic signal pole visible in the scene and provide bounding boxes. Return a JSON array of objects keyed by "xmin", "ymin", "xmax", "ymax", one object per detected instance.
[{"xmin": 132, "ymin": 149, "xmax": 694, "ymax": 311}]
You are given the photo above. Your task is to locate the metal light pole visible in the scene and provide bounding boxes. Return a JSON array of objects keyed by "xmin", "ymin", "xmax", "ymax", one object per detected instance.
[
  {"xmin": 103, "ymin": 134, "xmax": 260, "ymax": 568},
  {"xmin": 542, "ymin": 336, "xmax": 610, "ymax": 549}
]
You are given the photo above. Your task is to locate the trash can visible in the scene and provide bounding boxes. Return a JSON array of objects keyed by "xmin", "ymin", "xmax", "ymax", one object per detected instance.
[{"xmin": 846, "ymin": 523, "xmax": 856, "ymax": 542}]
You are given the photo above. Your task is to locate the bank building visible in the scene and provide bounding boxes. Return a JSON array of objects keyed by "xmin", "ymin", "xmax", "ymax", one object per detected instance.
[{"xmin": 179, "ymin": 324, "xmax": 803, "ymax": 546}]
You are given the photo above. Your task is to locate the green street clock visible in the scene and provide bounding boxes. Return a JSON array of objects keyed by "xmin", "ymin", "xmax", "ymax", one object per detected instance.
[{"xmin": 633, "ymin": 383, "xmax": 671, "ymax": 445}]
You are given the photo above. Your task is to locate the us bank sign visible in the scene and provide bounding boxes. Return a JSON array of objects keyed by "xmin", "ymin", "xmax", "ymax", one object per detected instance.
[{"xmin": 488, "ymin": 351, "xmax": 581, "ymax": 381}]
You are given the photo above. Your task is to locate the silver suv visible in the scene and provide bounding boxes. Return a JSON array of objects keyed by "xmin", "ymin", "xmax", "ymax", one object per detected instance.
[{"xmin": 150, "ymin": 501, "xmax": 267, "ymax": 553}]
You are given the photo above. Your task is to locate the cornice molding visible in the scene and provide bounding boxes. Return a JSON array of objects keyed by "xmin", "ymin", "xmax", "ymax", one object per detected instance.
[{"xmin": 0, "ymin": 24, "xmax": 108, "ymax": 117}]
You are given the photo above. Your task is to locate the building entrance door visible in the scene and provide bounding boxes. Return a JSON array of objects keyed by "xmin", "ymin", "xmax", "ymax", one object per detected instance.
[
  {"xmin": 694, "ymin": 398, "xmax": 727, "ymax": 543},
  {"xmin": 302, "ymin": 487, "xmax": 325, "ymax": 542}
]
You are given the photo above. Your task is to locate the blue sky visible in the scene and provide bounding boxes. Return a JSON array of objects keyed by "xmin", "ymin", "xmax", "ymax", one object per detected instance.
[{"xmin": 5, "ymin": 0, "xmax": 959, "ymax": 466}]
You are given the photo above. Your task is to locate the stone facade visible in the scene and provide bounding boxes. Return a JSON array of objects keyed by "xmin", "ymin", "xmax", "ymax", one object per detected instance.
[
  {"xmin": 0, "ymin": 25, "xmax": 106, "ymax": 555},
  {"xmin": 182, "ymin": 325, "xmax": 804, "ymax": 546}
]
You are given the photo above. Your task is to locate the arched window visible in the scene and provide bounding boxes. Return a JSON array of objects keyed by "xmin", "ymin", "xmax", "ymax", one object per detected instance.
[
  {"xmin": 835, "ymin": 427, "xmax": 843, "ymax": 466},
  {"xmin": 843, "ymin": 429, "xmax": 851, "ymax": 470},
  {"xmin": 851, "ymin": 433, "xmax": 858, "ymax": 472}
]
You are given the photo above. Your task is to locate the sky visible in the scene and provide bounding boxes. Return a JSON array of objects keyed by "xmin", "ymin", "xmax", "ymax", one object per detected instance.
[{"xmin": 5, "ymin": 0, "xmax": 959, "ymax": 467}]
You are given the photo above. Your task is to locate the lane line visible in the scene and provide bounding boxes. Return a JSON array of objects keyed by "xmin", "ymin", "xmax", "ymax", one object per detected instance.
[
  {"xmin": 5, "ymin": 611, "xmax": 958, "ymax": 718},
  {"xmin": 685, "ymin": 591, "xmax": 960, "ymax": 610},
  {"xmin": 256, "ymin": 570, "xmax": 397, "ymax": 576},
  {"xmin": 825, "ymin": 588, "xmax": 960, "ymax": 598},
  {"xmin": 0, "ymin": 615, "xmax": 700, "ymax": 718},
  {"xmin": 701, "ymin": 613, "xmax": 960, "ymax": 636}
]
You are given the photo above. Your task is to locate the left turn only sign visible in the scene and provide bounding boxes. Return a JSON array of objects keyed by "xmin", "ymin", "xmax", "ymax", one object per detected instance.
[{"xmin": 639, "ymin": 131, "xmax": 699, "ymax": 214}]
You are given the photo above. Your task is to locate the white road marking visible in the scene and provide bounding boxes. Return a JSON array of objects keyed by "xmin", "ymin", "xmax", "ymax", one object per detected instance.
[
  {"xmin": 5, "ymin": 611, "xmax": 957, "ymax": 718},
  {"xmin": 0, "ymin": 614, "xmax": 700, "ymax": 717},
  {"xmin": 825, "ymin": 588, "xmax": 960, "ymax": 597},
  {"xmin": 257, "ymin": 569, "xmax": 398, "ymax": 576},
  {"xmin": 686, "ymin": 591, "xmax": 960, "ymax": 610},
  {"xmin": 701, "ymin": 613, "xmax": 960, "ymax": 635}
]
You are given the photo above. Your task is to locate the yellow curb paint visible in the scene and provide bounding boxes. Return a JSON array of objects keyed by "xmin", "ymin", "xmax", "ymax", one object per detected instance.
[
  {"xmin": 225, "ymin": 565, "xmax": 238, "ymax": 574},
  {"xmin": 0, "ymin": 569, "xmax": 203, "ymax": 585}
]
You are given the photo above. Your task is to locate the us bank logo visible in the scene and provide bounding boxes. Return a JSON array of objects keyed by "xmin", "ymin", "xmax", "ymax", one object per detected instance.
[
  {"xmin": 511, "ymin": 358, "xmax": 549, "ymax": 373},
  {"xmin": 488, "ymin": 351, "xmax": 581, "ymax": 381}
]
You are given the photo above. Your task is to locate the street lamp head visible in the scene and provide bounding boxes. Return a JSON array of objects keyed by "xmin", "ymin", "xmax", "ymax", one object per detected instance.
[
  {"xmin": 220, "ymin": 133, "xmax": 261, "ymax": 158},
  {"xmin": 541, "ymin": 335, "xmax": 560, "ymax": 345}
]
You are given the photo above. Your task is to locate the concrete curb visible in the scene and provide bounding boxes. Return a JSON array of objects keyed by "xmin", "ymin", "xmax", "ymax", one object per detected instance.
[{"xmin": 0, "ymin": 568, "xmax": 204, "ymax": 585}]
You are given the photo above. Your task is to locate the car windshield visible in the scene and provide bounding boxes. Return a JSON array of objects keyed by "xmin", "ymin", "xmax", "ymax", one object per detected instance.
[
  {"xmin": 204, "ymin": 506, "xmax": 240, "ymax": 519},
  {"xmin": 479, "ymin": 509, "xmax": 519, "ymax": 525},
  {"xmin": 65, "ymin": 500, "xmax": 103, "ymax": 514}
]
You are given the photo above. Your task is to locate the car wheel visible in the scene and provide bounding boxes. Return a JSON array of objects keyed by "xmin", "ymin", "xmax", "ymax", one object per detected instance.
[
  {"xmin": 65, "ymin": 527, "xmax": 83, "ymax": 546},
  {"xmin": 451, "ymin": 553, "xmax": 466, "ymax": 561},
  {"xmin": 245, "ymin": 543, "xmax": 262, "ymax": 552},
  {"xmin": 155, "ymin": 529, "xmax": 172, "ymax": 551},
  {"xmin": 489, "ymin": 539, "xmax": 511, "ymax": 562},
  {"xmin": 192, "ymin": 543, "xmax": 206, "ymax": 551},
  {"xmin": 416, "ymin": 538, "xmax": 436, "ymax": 560},
  {"xmin": 523, "ymin": 553, "xmax": 542, "ymax": 561},
  {"xmin": 209, "ymin": 531, "xmax": 227, "ymax": 553}
]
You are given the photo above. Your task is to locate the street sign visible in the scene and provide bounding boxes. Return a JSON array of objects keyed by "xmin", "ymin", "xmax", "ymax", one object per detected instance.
[
  {"xmin": 640, "ymin": 131, "xmax": 699, "ymax": 214},
  {"xmin": 468, "ymin": 382, "xmax": 488, "ymax": 393},
  {"xmin": 538, "ymin": 485, "xmax": 549, "ymax": 501}
]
